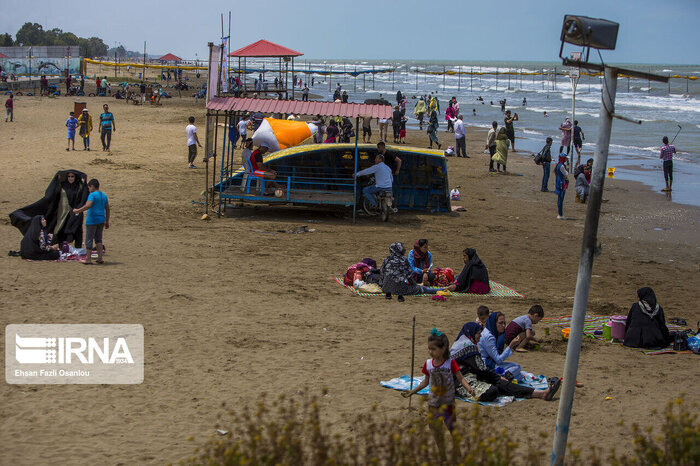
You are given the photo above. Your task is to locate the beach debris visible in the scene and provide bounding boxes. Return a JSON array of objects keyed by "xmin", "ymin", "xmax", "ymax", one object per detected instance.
[
  {"xmin": 201, "ymin": 214, "xmax": 210, "ymax": 221},
  {"xmin": 451, "ymin": 206, "xmax": 466, "ymax": 212},
  {"xmin": 216, "ymin": 429, "xmax": 229, "ymax": 435},
  {"xmin": 604, "ymin": 396, "xmax": 613, "ymax": 401}
]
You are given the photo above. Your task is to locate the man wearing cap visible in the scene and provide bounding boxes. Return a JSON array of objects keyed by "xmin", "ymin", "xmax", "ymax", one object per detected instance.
[
  {"xmin": 249, "ymin": 143, "xmax": 279, "ymax": 195},
  {"xmin": 78, "ymin": 108, "xmax": 93, "ymax": 151}
]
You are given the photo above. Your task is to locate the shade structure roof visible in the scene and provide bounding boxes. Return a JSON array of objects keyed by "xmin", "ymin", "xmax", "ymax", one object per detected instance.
[
  {"xmin": 0, "ymin": 52, "xmax": 8, "ymax": 58},
  {"xmin": 207, "ymin": 97, "xmax": 392, "ymax": 119},
  {"xmin": 229, "ymin": 39, "xmax": 302, "ymax": 58},
  {"xmin": 157, "ymin": 53, "xmax": 181, "ymax": 61}
]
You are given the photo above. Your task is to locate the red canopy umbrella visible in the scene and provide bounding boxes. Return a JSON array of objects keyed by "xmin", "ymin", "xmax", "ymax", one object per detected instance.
[
  {"xmin": 157, "ymin": 53, "xmax": 181, "ymax": 62},
  {"xmin": 0, "ymin": 52, "xmax": 9, "ymax": 58}
]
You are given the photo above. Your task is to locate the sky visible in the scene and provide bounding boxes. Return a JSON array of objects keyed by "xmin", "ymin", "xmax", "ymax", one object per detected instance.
[{"xmin": 1, "ymin": 0, "xmax": 698, "ymax": 64}]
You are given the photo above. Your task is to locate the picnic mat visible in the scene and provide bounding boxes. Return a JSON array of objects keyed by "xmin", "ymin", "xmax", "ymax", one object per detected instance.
[
  {"xmin": 381, "ymin": 371, "xmax": 548, "ymax": 407},
  {"xmin": 334, "ymin": 277, "xmax": 524, "ymax": 298},
  {"xmin": 542, "ymin": 314, "xmax": 694, "ymax": 355}
]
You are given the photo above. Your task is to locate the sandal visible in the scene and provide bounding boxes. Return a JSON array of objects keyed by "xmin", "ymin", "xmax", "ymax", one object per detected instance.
[
  {"xmin": 81, "ymin": 261, "xmax": 93, "ymax": 265},
  {"xmin": 545, "ymin": 377, "xmax": 561, "ymax": 401}
]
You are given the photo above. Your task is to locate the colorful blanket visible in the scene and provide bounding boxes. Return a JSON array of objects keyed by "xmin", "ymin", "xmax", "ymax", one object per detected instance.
[
  {"xmin": 334, "ymin": 277, "xmax": 524, "ymax": 298},
  {"xmin": 381, "ymin": 371, "xmax": 548, "ymax": 407},
  {"xmin": 542, "ymin": 314, "xmax": 693, "ymax": 355}
]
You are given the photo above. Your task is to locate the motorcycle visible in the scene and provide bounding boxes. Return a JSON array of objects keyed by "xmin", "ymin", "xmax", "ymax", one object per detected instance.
[{"xmin": 362, "ymin": 189, "xmax": 395, "ymax": 222}]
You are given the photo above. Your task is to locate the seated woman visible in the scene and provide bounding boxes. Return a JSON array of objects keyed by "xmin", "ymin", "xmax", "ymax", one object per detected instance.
[
  {"xmin": 446, "ymin": 248, "xmax": 490, "ymax": 294},
  {"xmin": 407, "ymin": 239, "xmax": 435, "ymax": 286},
  {"xmin": 380, "ymin": 242, "xmax": 442, "ymax": 302},
  {"xmin": 624, "ymin": 287, "xmax": 671, "ymax": 349},
  {"xmin": 20, "ymin": 215, "xmax": 61, "ymax": 261},
  {"xmin": 478, "ymin": 312, "xmax": 523, "ymax": 381},
  {"xmin": 450, "ymin": 323, "xmax": 560, "ymax": 402}
]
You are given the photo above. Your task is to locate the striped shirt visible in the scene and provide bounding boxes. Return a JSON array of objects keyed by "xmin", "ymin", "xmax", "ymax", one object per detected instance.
[{"xmin": 659, "ymin": 144, "xmax": 676, "ymax": 162}]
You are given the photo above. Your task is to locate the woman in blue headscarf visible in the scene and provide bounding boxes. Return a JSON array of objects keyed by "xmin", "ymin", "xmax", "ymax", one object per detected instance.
[
  {"xmin": 478, "ymin": 312, "xmax": 523, "ymax": 381},
  {"xmin": 451, "ymin": 322, "xmax": 560, "ymax": 402}
]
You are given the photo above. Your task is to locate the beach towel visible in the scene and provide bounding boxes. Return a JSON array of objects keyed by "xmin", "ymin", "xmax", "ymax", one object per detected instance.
[
  {"xmin": 542, "ymin": 314, "xmax": 693, "ymax": 355},
  {"xmin": 333, "ymin": 277, "xmax": 524, "ymax": 298},
  {"xmin": 381, "ymin": 371, "xmax": 548, "ymax": 407}
]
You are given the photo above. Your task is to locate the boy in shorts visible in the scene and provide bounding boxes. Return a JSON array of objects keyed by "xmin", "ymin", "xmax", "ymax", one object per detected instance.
[
  {"xmin": 505, "ymin": 305, "xmax": 544, "ymax": 352},
  {"xmin": 66, "ymin": 111, "xmax": 79, "ymax": 151},
  {"xmin": 73, "ymin": 179, "xmax": 110, "ymax": 264}
]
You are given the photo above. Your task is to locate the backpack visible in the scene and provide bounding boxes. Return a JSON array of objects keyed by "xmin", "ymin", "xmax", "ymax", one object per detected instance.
[{"xmin": 534, "ymin": 145, "xmax": 547, "ymax": 165}]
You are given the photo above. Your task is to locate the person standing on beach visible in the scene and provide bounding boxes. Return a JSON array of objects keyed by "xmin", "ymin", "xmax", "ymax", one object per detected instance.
[
  {"xmin": 427, "ymin": 111, "xmax": 441, "ymax": 150},
  {"xmin": 186, "ymin": 116, "xmax": 202, "ymax": 169},
  {"xmin": 539, "ymin": 137, "xmax": 553, "ymax": 192},
  {"xmin": 660, "ymin": 136, "xmax": 676, "ymax": 192},
  {"xmin": 452, "ymin": 114, "xmax": 468, "ymax": 158},
  {"xmin": 65, "ymin": 111, "xmax": 79, "ymax": 151},
  {"xmin": 99, "ymin": 104, "xmax": 116, "ymax": 151},
  {"xmin": 486, "ymin": 121, "xmax": 498, "ymax": 173},
  {"xmin": 73, "ymin": 178, "xmax": 109, "ymax": 265},
  {"xmin": 554, "ymin": 153, "xmax": 570, "ymax": 219},
  {"xmin": 78, "ymin": 108, "xmax": 92, "ymax": 151},
  {"xmin": 559, "ymin": 117, "xmax": 572, "ymax": 155},
  {"xmin": 504, "ymin": 110, "xmax": 518, "ymax": 151},
  {"xmin": 5, "ymin": 93, "xmax": 13, "ymax": 122},
  {"xmin": 237, "ymin": 116, "xmax": 248, "ymax": 148},
  {"xmin": 414, "ymin": 97, "xmax": 426, "ymax": 130},
  {"xmin": 392, "ymin": 106, "xmax": 402, "ymax": 143},
  {"xmin": 362, "ymin": 116, "xmax": 373, "ymax": 143},
  {"xmin": 572, "ymin": 120, "xmax": 585, "ymax": 167}
]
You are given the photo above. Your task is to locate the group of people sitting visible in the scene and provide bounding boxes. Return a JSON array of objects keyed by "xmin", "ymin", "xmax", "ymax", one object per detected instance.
[
  {"xmin": 346, "ymin": 240, "xmax": 492, "ymax": 302},
  {"xmin": 402, "ymin": 305, "xmax": 561, "ymax": 428}
]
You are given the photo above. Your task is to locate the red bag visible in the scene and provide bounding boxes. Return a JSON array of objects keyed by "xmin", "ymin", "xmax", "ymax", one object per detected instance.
[
  {"xmin": 433, "ymin": 267, "xmax": 455, "ymax": 286},
  {"xmin": 344, "ymin": 263, "xmax": 370, "ymax": 286}
]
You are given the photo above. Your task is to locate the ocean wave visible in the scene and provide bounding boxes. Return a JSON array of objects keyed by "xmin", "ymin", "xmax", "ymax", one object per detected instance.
[{"xmin": 522, "ymin": 129, "xmax": 544, "ymax": 135}]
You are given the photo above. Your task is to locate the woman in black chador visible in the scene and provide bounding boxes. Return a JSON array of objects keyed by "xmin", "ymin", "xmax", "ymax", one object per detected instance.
[{"xmin": 623, "ymin": 287, "xmax": 671, "ymax": 349}]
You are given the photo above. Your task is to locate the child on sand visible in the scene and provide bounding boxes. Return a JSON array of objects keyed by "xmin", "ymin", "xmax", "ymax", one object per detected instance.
[
  {"xmin": 402, "ymin": 328, "xmax": 474, "ymax": 431},
  {"xmin": 66, "ymin": 111, "xmax": 79, "ymax": 151},
  {"xmin": 504, "ymin": 305, "xmax": 543, "ymax": 352},
  {"xmin": 476, "ymin": 305, "xmax": 490, "ymax": 327},
  {"xmin": 73, "ymin": 179, "xmax": 110, "ymax": 265}
]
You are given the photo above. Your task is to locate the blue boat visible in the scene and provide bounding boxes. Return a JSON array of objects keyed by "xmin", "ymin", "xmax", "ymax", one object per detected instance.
[{"xmin": 216, "ymin": 143, "xmax": 451, "ymax": 217}]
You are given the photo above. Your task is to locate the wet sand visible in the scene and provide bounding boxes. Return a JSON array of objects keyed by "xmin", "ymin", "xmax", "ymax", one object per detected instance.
[{"xmin": 1, "ymin": 94, "xmax": 699, "ymax": 465}]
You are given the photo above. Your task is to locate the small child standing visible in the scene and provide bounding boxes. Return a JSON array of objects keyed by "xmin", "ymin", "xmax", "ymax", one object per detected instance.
[
  {"xmin": 66, "ymin": 111, "xmax": 79, "ymax": 151},
  {"xmin": 402, "ymin": 328, "xmax": 474, "ymax": 431},
  {"xmin": 475, "ymin": 305, "xmax": 490, "ymax": 327},
  {"xmin": 73, "ymin": 179, "xmax": 110, "ymax": 264},
  {"xmin": 504, "ymin": 305, "xmax": 544, "ymax": 352}
]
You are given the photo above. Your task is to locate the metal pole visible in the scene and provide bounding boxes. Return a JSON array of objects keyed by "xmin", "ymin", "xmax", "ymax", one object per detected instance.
[
  {"xmin": 458, "ymin": 65, "xmax": 461, "ymax": 92},
  {"xmin": 143, "ymin": 41, "xmax": 146, "ymax": 82},
  {"xmin": 352, "ymin": 116, "xmax": 359, "ymax": 223},
  {"xmin": 442, "ymin": 65, "xmax": 445, "ymax": 92},
  {"xmin": 551, "ymin": 66, "xmax": 618, "ymax": 466},
  {"xmin": 495, "ymin": 67, "xmax": 498, "ymax": 91},
  {"xmin": 470, "ymin": 66, "xmax": 472, "ymax": 92},
  {"xmin": 571, "ymin": 75, "xmax": 578, "ymax": 167}
]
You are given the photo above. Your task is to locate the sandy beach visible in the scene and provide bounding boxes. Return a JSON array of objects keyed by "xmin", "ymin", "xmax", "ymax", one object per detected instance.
[{"xmin": 1, "ymin": 92, "xmax": 699, "ymax": 465}]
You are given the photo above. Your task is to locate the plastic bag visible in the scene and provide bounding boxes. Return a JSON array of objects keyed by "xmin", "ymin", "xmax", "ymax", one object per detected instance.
[{"xmin": 687, "ymin": 336, "xmax": 700, "ymax": 354}]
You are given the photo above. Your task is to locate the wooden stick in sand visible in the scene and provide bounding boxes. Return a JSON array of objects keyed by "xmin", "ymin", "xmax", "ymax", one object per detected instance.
[{"xmin": 409, "ymin": 315, "xmax": 416, "ymax": 410}]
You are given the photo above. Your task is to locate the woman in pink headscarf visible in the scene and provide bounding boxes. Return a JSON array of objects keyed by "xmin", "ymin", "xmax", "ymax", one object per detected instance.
[{"xmin": 559, "ymin": 117, "xmax": 572, "ymax": 155}]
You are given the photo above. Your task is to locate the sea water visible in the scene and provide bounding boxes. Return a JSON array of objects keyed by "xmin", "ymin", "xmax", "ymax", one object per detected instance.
[{"xmin": 248, "ymin": 59, "xmax": 700, "ymax": 207}]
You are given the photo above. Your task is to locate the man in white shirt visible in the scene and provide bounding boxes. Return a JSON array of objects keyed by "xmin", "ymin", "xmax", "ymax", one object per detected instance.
[
  {"xmin": 237, "ymin": 118, "xmax": 248, "ymax": 148},
  {"xmin": 354, "ymin": 154, "xmax": 393, "ymax": 208},
  {"xmin": 185, "ymin": 116, "xmax": 202, "ymax": 168},
  {"xmin": 452, "ymin": 114, "xmax": 468, "ymax": 158}
]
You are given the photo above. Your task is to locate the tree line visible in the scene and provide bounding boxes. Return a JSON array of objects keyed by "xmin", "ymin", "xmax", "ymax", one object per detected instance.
[{"xmin": 0, "ymin": 23, "xmax": 140, "ymax": 59}]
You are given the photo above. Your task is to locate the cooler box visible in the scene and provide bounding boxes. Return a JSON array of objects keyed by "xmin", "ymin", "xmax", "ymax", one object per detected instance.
[{"xmin": 610, "ymin": 315, "xmax": 627, "ymax": 340}]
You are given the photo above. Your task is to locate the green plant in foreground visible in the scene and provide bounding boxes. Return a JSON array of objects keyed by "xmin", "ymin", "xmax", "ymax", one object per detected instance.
[{"xmin": 180, "ymin": 391, "xmax": 698, "ymax": 466}]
